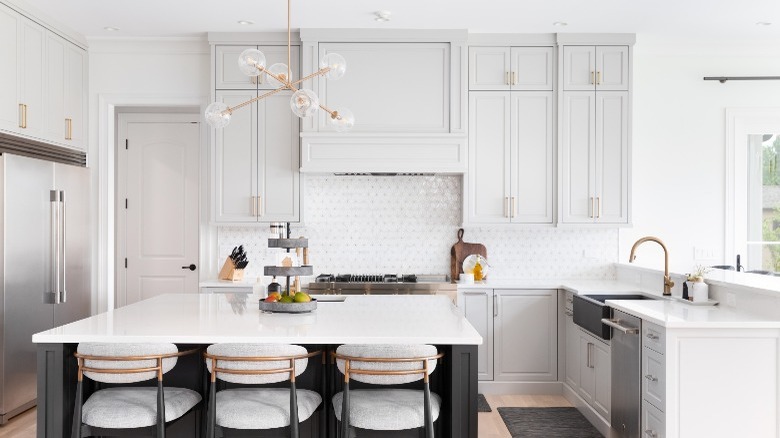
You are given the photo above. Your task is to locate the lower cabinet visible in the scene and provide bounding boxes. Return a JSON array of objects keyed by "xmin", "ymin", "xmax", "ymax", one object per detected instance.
[
  {"xmin": 578, "ymin": 331, "xmax": 611, "ymax": 420},
  {"xmin": 461, "ymin": 288, "xmax": 557, "ymax": 382},
  {"xmin": 642, "ymin": 321, "xmax": 666, "ymax": 437}
]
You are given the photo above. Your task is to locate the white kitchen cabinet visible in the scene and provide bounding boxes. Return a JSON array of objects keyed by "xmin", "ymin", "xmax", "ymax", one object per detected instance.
[
  {"xmin": 460, "ymin": 289, "xmax": 494, "ymax": 381},
  {"xmin": 0, "ymin": 3, "xmax": 87, "ymax": 151},
  {"xmin": 560, "ymin": 90, "xmax": 628, "ymax": 224},
  {"xmin": 494, "ymin": 289, "xmax": 557, "ymax": 381},
  {"xmin": 467, "ymin": 91, "xmax": 554, "ymax": 224},
  {"xmin": 578, "ymin": 331, "xmax": 611, "ymax": 420},
  {"xmin": 317, "ymin": 42, "xmax": 450, "ymax": 133},
  {"xmin": 642, "ymin": 321, "xmax": 666, "ymax": 435},
  {"xmin": 213, "ymin": 90, "xmax": 300, "ymax": 224},
  {"xmin": 215, "ymin": 45, "xmax": 300, "ymax": 90},
  {"xmin": 461, "ymin": 288, "xmax": 557, "ymax": 382},
  {"xmin": 563, "ymin": 46, "xmax": 628, "ymax": 91},
  {"xmin": 642, "ymin": 401, "xmax": 665, "ymax": 438},
  {"xmin": 469, "ymin": 46, "xmax": 554, "ymax": 91},
  {"xmin": 564, "ymin": 307, "xmax": 580, "ymax": 389}
]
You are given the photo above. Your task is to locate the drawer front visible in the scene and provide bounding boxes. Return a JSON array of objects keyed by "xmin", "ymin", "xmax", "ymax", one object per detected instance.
[
  {"xmin": 642, "ymin": 400, "xmax": 665, "ymax": 438},
  {"xmin": 564, "ymin": 291, "xmax": 574, "ymax": 313},
  {"xmin": 642, "ymin": 321, "xmax": 665, "ymax": 354},
  {"xmin": 642, "ymin": 348, "xmax": 665, "ymax": 411}
]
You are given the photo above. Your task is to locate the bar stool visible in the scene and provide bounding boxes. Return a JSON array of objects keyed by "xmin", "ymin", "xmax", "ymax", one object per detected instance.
[
  {"xmin": 204, "ymin": 344, "xmax": 323, "ymax": 438},
  {"xmin": 332, "ymin": 344, "xmax": 444, "ymax": 438},
  {"xmin": 71, "ymin": 343, "xmax": 202, "ymax": 438}
]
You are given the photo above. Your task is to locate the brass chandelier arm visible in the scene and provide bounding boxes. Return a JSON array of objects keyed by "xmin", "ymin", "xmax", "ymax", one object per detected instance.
[
  {"xmin": 289, "ymin": 67, "xmax": 332, "ymax": 87},
  {"xmin": 224, "ymin": 66, "xmax": 333, "ymax": 115},
  {"xmin": 227, "ymin": 86, "xmax": 290, "ymax": 112}
]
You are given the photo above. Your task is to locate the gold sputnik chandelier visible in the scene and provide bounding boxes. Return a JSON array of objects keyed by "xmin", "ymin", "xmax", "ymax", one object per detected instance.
[{"xmin": 204, "ymin": 0, "xmax": 354, "ymax": 131}]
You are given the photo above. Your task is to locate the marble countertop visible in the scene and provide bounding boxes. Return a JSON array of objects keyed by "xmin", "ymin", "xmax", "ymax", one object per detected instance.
[{"xmin": 32, "ymin": 294, "xmax": 482, "ymax": 345}]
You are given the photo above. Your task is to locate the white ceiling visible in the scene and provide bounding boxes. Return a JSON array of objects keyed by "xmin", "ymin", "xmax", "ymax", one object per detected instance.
[{"xmin": 21, "ymin": 0, "xmax": 780, "ymax": 40}]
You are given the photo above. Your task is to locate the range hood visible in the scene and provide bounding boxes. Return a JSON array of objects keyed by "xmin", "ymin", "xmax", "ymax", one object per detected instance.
[{"xmin": 299, "ymin": 132, "xmax": 467, "ymax": 174}]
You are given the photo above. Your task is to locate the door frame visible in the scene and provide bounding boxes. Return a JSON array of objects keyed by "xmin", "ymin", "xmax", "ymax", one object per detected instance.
[
  {"xmin": 115, "ymin": 112, "xmax": 201, "ymax": 308},
  {"xmin": 97, "ymin": 94, "xmax": 214, "ymax": 311}
]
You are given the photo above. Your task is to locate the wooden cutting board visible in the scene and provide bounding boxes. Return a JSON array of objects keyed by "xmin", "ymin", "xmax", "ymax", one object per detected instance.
[{"xmin": 450, "ymin": 228, "xmax": 487, "ymax": 282}]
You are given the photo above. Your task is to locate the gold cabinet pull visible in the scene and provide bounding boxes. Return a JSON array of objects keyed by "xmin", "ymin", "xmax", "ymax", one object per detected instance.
[
  {"xmin": 590, "ymin": 197, "xmax": 594, "ymax": 218},
  {"xmin": 511, "ymin": 71, "xmax": 517, "ymax": 85},
  {"xmin": 511, "ymin": 196, "xmax": 517, "ymax": 218},
  {"xmin": 597, "ymin": 71, "xmax": 602, "ymax": 85},
  {"xmin": 257, "ymin": 196, "xmax": 263, "ymax": 217},
  {"xmin": 590, "ymin": 71, "xmax": 595, "ymax": 85},
  {"xmin": 250, "ymin": 196, "xmax": 257, "ymax": 217},
  {"xmin": 65, "ymin": 118, "xmax": 72, "ymax": 140},
  {"xmin": 19, "ymin": 104, "xmax": 27, "ymax": 128},
  {"xmin": 250, "ymin": 76, "xmax": 257, "ymax": 85},
  {"xmin": 596, "ymin": 196, "xmax": 601, "ymax": 219},
  {"xmin": 504, "ymin": 197, "xmax": 509, "ymax": 218},
  {"xmin": 506, "ymin": 72, "xmax": 510, "ymax": 85}
]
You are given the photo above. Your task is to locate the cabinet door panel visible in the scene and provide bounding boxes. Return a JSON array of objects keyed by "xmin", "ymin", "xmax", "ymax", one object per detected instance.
[
  {"xmin": 510, "ymin": 92, "xmax": 553, "ymax": 223},
  {"xmin": 256, "ymin": 45, "xmax": 300, "ymax": 90},
  {"xmin": 565, "ymin": 316, "xmax": 580, "ymax": 389},
  {"xmin": 595, "ymin": 91, "xmax": 628, "ymax": 223},
  {"xmin": 596, "ymin": 46, "xmax": 629, "ymax": 91},
  {"xmin": 20, "ymin": 18, "xmax": 45, "ymax": 138},
  {"xmin": 592, "ymin": 339, "xmax": 611, "ymax": 419},
  {"xmin": 561, "ymin": 92, "xmax": 595, "ymax": 223},
  {"xmin": 468, "ymin": 92, "xmax": 510, "ymax": 224},
  {"xmin": 563, "ymin": 46, "xmax": 595, "ymax": 91},
  {"xmin": 510, "ymin": 47, "xmax": 554, "ymax": 91},
  {"xmin": 215, "ymin": 45, "xmax": 258, "ymax": 90},
  {"xmin": 44, "ymin": 33, "xmax": 65, "ymax": 142},
  {"xmin": 0, "ymin": 4, "xmax": 20, "ymax": 133},
  {"xmin": 468, "ymin": 47, "xmax": 510, "ymax": 91},
  {"xmin": 258, "ymin": 92, "xmax": 300, "ymax": 222},
  {"xmin": 461, "ymin": 291, "xmax": 494, "ymax": 381},
  {"xmin": 579, "ymin": 335, "xmax": 596, "ymax": 404},
  {"xmin": 64, "ymin": 43, "xmax": 86, "ymax": 149},
  {"xmin": 319, "ymin": 43, "xmax": 449, "ymax": 132},
  {"xmin": 495, "ymin": 290, "xmax": 557, "ymax": 381},
  {"xmin": 214, "ymin": 90, "xmax": 258, "ymax": 222}
]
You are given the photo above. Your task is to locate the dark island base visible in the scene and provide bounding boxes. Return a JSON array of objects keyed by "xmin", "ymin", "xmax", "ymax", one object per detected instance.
[{"xmin": 37, "ymin": 343, "xmax": 477, "ymax": 438}]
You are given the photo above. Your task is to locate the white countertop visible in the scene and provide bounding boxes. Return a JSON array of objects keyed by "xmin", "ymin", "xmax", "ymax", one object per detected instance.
[
  {"xmin": 456, "ymin": 279, "xmax": 644, "ymax": 294},
  {"xmin": 32, "ymin": 294, "xmax": 482, "ymax": 345},
  {"xmin": 199, "ymin": 280, "xmax": 256, "ymax": 289}
]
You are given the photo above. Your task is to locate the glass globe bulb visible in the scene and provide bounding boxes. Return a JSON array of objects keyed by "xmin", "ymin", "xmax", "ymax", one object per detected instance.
[
  {"xmin": 267, "ymin": 63, "xmax": 291, "ymax": 87},
  {"xmin": 204, "ymin": 102, "xmax": 232, "ymax": 128},
  {"xmin": 238, "ymin": 48, "xmax": 266, "ymax": 76},
  {"xmin": 320, "ymin": 53, "xmax": 347, "ymax": 80},
  {"xmin": 327, "ymin": 107, "xmax": 355, "ymax": 132},
  {"xmin": 289, "ymin": 89, "xmax": 319, "ymax": 118}
]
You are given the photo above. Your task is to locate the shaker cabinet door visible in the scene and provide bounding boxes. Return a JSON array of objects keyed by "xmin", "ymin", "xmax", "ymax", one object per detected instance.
[
  {"xmin": 595, "ymin": 91, "xmax": 629, "ymax": 224},
  {"xmin": 510, "ymin": 47, "xmax": 554, "ymax": 91},
  {"xmin": 461, "ymin": 290, "xmax": 494, "ymax": 381},
  {"xmin": 0, "ymin": 3, "xmax": 20, "ymax": 134},
  {"xmin": 563, "ymin": 46, "xmax": 596, "ymax": 91},
  {"xmin": 257, "ymin": 92, "xmax": 300, "ymax": 222},
  {"xmin": 561, "ymin": 92, "xmax": 596, "ymax": 223},
  {"xmin": 468, "ymin": 46, "xmax": 511, "ymax": 91},
  {"xmin": 64, "ymin": 42, "xmax": 86, "ymax": 149},
  {"xmin": 595, "ymin": 46, "xmax": 629, "ymax": 91}
]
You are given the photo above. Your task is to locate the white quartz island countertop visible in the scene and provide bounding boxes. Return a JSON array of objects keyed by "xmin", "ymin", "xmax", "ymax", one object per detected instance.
[{"xmin": 32, "ymin": 294, "xmax": 483, "ymax": 345}]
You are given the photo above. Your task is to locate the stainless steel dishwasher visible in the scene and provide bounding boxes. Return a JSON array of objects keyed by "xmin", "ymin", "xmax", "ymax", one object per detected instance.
[{"xmin": 602, "ymin": 309, "xmax": 641, "ymax": 438}]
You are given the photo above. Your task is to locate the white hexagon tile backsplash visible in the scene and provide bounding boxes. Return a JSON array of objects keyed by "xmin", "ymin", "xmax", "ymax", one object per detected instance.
[{"xmin": 218, "ymin": 175, "xmax": 618, "ymax": 285}]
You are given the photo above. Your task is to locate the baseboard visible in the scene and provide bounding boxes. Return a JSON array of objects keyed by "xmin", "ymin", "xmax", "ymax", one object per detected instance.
[
  {"xmin": 478, "ymin": 381, "xmax": 564, "ymax": 395},
  {"xmin": 562, "ymin": 384, "xmax": 612, "ymax": 438},
  {"xmin": 0, "ymin": 398, "xmax": 36, "ymax": 425}
]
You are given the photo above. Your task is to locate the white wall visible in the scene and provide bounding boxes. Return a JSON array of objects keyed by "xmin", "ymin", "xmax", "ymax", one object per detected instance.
[
  {"xmin": 87, "ymin": 37, "xmax": 209, "ymax": 311},
  {"xmin": 620, "ymin": 37, "xmax": 780, "ymax": 273}
]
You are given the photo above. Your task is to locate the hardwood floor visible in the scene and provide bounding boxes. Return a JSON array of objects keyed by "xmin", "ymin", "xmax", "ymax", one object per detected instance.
[
  {"xmin": 0, "ymin": 407, "xmax": 36, "ymax": 438},
  {"xmin": 2, "ymin": 395, "xmax": 572, "ymax": 438},
  {"xmin": 478, "ymin": 394, "xmax": 573, "ymax": 438}
]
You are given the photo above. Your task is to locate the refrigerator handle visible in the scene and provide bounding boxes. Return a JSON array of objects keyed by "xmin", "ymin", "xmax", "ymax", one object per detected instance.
[
  {"xmin": 46, "ymin": 190, "xmax": 59, "ymax": 304},
  {"xmin": 59, "ymin": 190, "xmax": 66, "ymax": 303}
]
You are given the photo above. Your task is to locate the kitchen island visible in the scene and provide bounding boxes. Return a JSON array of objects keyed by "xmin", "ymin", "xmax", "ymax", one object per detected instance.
[{"xmin": 33, "ymin": 293, "xmax": 481, "ymax": 438}]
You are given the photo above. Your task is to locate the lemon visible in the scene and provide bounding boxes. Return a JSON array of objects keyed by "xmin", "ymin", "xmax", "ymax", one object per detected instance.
[{"xmin": 293, "ymin": 292, "xmax": 311, "ymax": 303}]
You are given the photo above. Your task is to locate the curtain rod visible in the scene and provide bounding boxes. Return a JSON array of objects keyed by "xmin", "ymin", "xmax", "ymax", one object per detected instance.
[{"xmin": 703, "ymin": 76, "xmax": 780, "ymax": 83}]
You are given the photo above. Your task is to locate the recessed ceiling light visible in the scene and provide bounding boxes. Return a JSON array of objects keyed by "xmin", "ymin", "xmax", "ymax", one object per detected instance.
[
  {"xmin": 103, "ymin": 26, "xmax": 120, "ymax": 31},
  {"xmin": 553, "ymin": 21, "xmax": 568, "ymax": 27},
  {"xmin": 237, "ymin": 20, "xmax": 254, "ymax": 25},
  {"xmin": 756, "ymin": 21, "xmax": 772, "ymax": 26},
  {"xmin": 374, "ymin": 10, "xmax": 391, "ymax": 22}
]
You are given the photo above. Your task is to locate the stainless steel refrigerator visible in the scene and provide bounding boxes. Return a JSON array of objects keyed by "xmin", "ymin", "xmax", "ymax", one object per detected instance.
[{"xmin": 0, "ymin": 153, "xmax": 91, "ymax": 424}]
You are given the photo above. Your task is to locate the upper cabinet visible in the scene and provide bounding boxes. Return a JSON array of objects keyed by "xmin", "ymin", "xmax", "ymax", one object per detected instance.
[
  {"xmin": 0, "ymin": 2, "xmax": 88, "ymax": 151},
  {"xmin": 469, "ymin": 46, "xmax": 554, "ymax": 91},
  {"xmin": 563, "ymin": 46, "xmax": 629, "ymax": 91}
]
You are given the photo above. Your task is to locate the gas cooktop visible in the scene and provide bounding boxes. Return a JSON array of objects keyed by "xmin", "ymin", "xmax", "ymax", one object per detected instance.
[{"xmin": 314, "ymin": 274, "xmax": 420, "ymax": 283}]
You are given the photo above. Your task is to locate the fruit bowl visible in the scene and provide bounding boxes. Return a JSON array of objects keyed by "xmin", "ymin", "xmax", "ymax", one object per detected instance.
[{"xmin": 258, "ymin": 298, "xmax": 317, "ymax": 313}]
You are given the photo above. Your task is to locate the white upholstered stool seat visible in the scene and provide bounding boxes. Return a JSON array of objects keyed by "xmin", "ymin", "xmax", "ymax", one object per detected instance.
[
  {"xmin": 332, "ymin": 388, "xmax": 441, "ymax": 431},
  {"xmin": 82, "ymin": 387, "xmax": 201, "ymax": 429},
  {"xmin": 214, "ymin": 387, "xmax": 322, "ymax": 429}
]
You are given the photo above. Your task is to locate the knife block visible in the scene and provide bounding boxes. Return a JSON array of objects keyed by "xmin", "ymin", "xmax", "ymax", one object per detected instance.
[{"xmin": 218, "ymin": 257, "xmax": 245, "ymax": 282}]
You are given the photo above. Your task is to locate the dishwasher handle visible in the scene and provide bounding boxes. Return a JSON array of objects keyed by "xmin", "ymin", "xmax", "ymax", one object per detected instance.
[{"xmin": 601, "ymin": 318, "xmax": 640, "ymax": 334}]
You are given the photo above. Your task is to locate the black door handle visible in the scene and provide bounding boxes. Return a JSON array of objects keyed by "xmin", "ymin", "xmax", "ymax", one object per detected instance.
[{"xmin": 182, "ymin": 264, "xmax": 196, "ymax": 271}]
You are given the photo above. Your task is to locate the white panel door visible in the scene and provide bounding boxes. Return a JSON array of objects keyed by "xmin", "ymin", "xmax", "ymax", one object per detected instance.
[
  {"xmin": 64, "ymin": 43, "xmax": 86, "ymax": 149},
  {"xmin": 319, "ymin": 43, "xmax": 449, "ymax": 132},
  {"xmin": 257, "ymin": 91, "xmax": 300, "ymax": 222},
  {"xmin": 596, "ymin": 46, "xmax": 629, "ymax": 91},
  {"xmin": 213, "ymin": 90, "xmax": 258, "ymax": 223},
  {"xmin": 461, "ymin": 290, "xmax": 494, "ymax": 381},
  {"xmin": 120, "ymin": 114, "xmax": 200, "ymax": 306},
  {"xmin": 44, "ymin": 33, "xmax": 65, "ymax": 143},
  {"xmin": 595, "ymin": 91, "xmax": 628, "ymax": 224},
  {"xmin": 563, "ymin": 46, "xmax": 596, "ymax": 91},
  {"xmin": 19, "ymin": 18, "xmax": 45, "ymax": 139},
  {"xmin": 592, "ymin": 339, "xmax": 611, "ymax": 419},
  {"xmin": 494, "ymin": 290, "xmax": 557, "ymax": 381},
  {"xmin": 565, "ymin": 316, "xmax": 580, "ymax": 389},
  {"xmin": 468, "ymin": 46, "xmax": 510, "ymax": 91},
  {"xmin": 510, "ymin": 47, "xmax": 554, "ymax": 91},
  {"xmin": 561, "ymin": 92, "xmax": 596, "ymax": 223},
  {"xmin": 0, "ymin": 4, "xmax": 20, "ymax": 133},
  {"xmin": 468, "ymin": 92, "xmax": 510, "ymax": 224},
  {"xmin": 510, "ymin": 91, "xmax": 554, "ymax": 223}
]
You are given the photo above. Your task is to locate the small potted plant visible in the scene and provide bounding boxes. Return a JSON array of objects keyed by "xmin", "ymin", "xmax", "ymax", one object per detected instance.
[{"xmin": 686, "ymin": 265, "xmax": 710, "ymax": 302}]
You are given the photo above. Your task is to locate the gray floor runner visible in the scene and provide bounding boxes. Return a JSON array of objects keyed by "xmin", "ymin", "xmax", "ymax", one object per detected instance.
[
  {"xmin": 497, "ymin": 407, "xmax": 603, "ymax": 438},
  {"xmin": 477, "ymin": 393, "xmax": 491, "ymax": 412}
]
